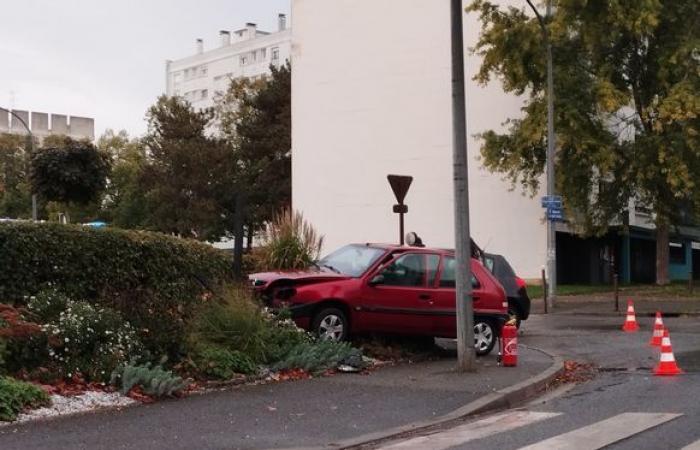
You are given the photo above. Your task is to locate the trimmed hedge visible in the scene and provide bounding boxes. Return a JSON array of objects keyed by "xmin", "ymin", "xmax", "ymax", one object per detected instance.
[{"xmin": 0, "ymin": 222, "xmax": 232, "ymax": 357}]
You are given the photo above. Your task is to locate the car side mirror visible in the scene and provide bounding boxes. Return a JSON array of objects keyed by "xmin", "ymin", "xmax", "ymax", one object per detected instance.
[{"xmin": 369, "ymin": 274, "xmax": 385, "ymax": 286}]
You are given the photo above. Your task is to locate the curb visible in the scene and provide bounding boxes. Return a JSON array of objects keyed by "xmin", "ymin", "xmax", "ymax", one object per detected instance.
[{"xmin": 317, "ymin": 346, "xmax": 565, "ymax": 450}]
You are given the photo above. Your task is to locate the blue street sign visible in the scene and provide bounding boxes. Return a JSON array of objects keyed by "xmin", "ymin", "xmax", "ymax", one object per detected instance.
[
  {"xmin": 541, "ymin": 195, "xmax": 563, "ymax": 209},
  {"xmin": 547, "ymin": 207, "xmax": 564, "ymax": 221}
]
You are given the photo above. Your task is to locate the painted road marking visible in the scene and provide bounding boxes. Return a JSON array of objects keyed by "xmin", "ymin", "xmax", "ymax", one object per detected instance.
[
  {"xmin": 681, "ymin": 439, "xmax": 700, "ymax": 450},
  {"xmin": 518, "ymin": 412, "xmax": 683, "ymax": 450},
  {"xmin": 378, "ymin": 410, "xmax": 561, "ymax": 450}
]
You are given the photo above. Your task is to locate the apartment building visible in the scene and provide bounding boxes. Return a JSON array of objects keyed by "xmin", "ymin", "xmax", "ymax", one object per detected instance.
[{"xmin": 165, "ymin": 14, "xmax": 291, "ymax": 109}]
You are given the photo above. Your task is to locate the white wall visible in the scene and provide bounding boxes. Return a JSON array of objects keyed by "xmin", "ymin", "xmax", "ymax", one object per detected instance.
[{"xmin": 292, "ymin": 0, "xmax": 546, "ymax": 279}]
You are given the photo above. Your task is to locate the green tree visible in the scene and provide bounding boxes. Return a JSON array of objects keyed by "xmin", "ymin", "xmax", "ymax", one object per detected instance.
[
  {"xmin": 142, "ymin": 96, "xmax": 236, "ymax": 240},
  {"xmin": 468, "ymin": 0, "xmax": 700, "ymax": 285},
  {"xmin": 30, "ymin": 138, "xmax": 111, "ymax": 219},
  {"xmin": 216, "ymin": 63, "xmax": 292, "ymax": 233},
  {"xmin": 97, "ymin": 129, "xmax": 149, "ymax": 228},
  {"xmin": 0, "ymin": 133, "xmax": 32, "ymax": 218}
]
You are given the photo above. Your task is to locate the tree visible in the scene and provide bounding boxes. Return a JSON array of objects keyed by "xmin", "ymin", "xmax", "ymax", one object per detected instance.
[
  {"xmin": 97, "ymin": 129, "xmax": 149, "ymax": 228},
  {"xmin": 468, "ymin": 0, "xmax": 700, "ymax": 285},
  {"xmin": 0, "ymin": 133, "xmax": 32, "ymax": 218},
  {"xmin": 142, "ymin": 96, "xmax": 236, "ymax": 240},
  {"xmin": 216, "ymin": 62, "xmax": 292, "ymax": 232},
  {"xmin": 30, "ymin": 139, "xmax": 111, "ymax": 207}
]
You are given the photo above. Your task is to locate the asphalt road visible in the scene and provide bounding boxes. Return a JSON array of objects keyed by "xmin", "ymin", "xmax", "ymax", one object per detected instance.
[{"xmin": 377, "ymin": 314, "xmax": 700, "ymax": 450}]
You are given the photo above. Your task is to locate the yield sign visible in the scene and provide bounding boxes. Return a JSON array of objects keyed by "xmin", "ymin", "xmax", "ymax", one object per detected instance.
[{"xmin": 387, "ymin": 175, "xmax": 413, "ymax": 204}]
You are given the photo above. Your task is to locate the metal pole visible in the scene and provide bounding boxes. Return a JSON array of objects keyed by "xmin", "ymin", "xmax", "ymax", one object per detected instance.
[
  {"xmin": 544, "ymin": 0, "xmax": 556, "ymax": 311},
  {"xmin": 451, "ymin": 0, "xmax": 475, "ymax": 372},
  {"xmin": 399, "ymin": 212, "xmax": 405, "ymax": 245},
  {"xmin": 525, "ymin": 0, "xmax": 556, "ymax": 311},
  {"xmin": 541, "ymin": 268, "xmax": 548, "ymax": 314},
  {"xmin": 614, "ymin": 273, "xmax": 619, "ymax": 312}
]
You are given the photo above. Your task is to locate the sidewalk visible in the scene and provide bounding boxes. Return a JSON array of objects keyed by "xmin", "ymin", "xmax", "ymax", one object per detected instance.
[
  {"xmin": 0, "ymin": 346, "xmax": 554, "ymax": 450},
  {"xmin": 531, "ymin": 294, "xmax": 700, "ymax": 316}
]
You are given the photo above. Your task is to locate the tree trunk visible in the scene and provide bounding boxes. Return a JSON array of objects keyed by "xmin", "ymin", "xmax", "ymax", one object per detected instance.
[{"xmin": 656, "ymin": 222, "xmax": 670, "ymax": 286}]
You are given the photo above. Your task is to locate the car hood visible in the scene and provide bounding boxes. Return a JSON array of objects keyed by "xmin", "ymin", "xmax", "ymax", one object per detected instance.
[{"xmin": 249, "ymin": 270, "xmax": 351, "ymax": 289}]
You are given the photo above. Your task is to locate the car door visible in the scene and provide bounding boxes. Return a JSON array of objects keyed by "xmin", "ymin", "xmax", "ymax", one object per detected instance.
[
  {"xmin": 432, "ymin": 256, "xmax": 484, "ymax": 338},
  {"xmin": 359, "ymin": 252, "xmax": 440, "ymax": 335}
]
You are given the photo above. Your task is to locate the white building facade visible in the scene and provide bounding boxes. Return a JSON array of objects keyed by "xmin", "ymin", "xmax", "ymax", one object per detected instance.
[
  {"xmin": 291, "ymin": 0, "xmax": 699, "ymax": 284},
  {"xmin": 165, "ymin": 14, "xmax": 291, "ymax": 109},
  {"xmin": 291, "ymin": 0, "xmax": 547, "ymax": 280},
  {"xmin": 0, "ymin": 109, "xmax": 94, "ymax": 142}
]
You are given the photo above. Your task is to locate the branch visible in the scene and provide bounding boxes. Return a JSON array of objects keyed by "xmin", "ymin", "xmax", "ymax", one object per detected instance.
[{"xmin": 525, "ymin": 0, "xmax": 546, "ymax": 35}]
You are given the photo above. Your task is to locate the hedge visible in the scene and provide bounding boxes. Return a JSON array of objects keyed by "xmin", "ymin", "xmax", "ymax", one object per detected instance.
[{"xmin": 0, "ymin": 222, "xmax": 232, "ymax": 357}]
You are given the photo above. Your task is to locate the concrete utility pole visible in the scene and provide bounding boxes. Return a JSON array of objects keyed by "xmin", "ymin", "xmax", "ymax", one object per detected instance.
[
  {"xmin": 0, "ymin": 106, "xmax": 37, "ymax": 220},
  {"xmin": 526, "ymin": 0, "xmax": 557, "ymax": 310},
  {"xmin": 450, "ymin": 0, "xmax": 476, "ymax": 372}
]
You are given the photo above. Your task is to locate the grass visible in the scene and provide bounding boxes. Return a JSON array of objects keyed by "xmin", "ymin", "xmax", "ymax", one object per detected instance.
[{"xmin": 527, "ymin": 280, "xmax": 700, "ymax": 299}]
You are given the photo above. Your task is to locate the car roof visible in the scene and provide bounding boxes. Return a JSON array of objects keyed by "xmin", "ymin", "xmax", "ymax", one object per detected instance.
[{"xmin": 355, "ymin": 243, "xmax": 455, "ymax": 255}]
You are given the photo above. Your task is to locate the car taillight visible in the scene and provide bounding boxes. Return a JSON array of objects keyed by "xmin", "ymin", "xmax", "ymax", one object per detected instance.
[{"xmin": 515, "ymin": 276, "xmax": 526, "ymax": 289}]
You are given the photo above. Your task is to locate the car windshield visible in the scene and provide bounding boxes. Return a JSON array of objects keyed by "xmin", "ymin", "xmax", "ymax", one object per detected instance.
[{"xmin": 317, "ymin": 244, "xmax": 385, "ymax": 277}]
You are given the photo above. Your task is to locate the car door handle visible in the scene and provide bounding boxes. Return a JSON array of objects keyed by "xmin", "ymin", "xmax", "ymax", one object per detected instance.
[{"xmin": 418, "ymin": 294, "xmax": 432, "ymax": 301}]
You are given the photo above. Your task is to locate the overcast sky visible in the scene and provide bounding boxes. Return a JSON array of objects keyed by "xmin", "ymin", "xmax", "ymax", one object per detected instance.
[{"xmin": 0, "ymin": 0, "xmax": 290, "ymax": 138}]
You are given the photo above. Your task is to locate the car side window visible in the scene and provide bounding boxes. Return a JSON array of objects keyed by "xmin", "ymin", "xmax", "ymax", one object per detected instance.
[
  {"xmin": 379, "ymin": 253, "xmax": 427, "ymax": 287},
  {"xmin": 426, "ymin": 254, "xmax": 440, "ymax": 286},
  {"xmin": 439, "ymin": 257, "xmax": 479, "ymax": 289}
]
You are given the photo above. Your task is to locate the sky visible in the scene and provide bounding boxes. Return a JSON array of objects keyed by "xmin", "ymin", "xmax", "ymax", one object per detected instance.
[{"xmin": 0, "ymin": 0, "xmax": 290, "ymax": 138}]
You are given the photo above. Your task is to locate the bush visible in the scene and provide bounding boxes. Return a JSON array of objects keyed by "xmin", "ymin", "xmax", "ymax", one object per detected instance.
[
  {"xmin": 259, "ymin": 209, "xmax": 323, "ymax": 270},
  {"xmin": 111, "ymin": 363, "xmax": 185, "ymax": 397},
  {"xmin": 196, "ymin": 347, "xmax": 257, "ymax": 379},
  {"xmin": 0, "ymin": 222, "xmax": 232, "ymax": 357},
  {"xmin": 0, "ymin": 376, "xmax": 50, "ymax": 421},
  {"xmin": 272, "ymin": 340, "xmax": 362, "ymax": 375},
  {"xmin": 0, "ymin": 304, "xmax": 46, "ymax": 374},
  {"xmin": 188, "ymin": 285, "xmax": 310, "ymax": 365},
  {"xmin": 37, "ymin": 300, "xmax": 142, "ymax": 382}
]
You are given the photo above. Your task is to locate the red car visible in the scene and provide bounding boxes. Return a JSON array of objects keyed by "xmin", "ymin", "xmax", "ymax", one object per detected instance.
[{"xmin": 250, "ymin": 243, "xmax": 509, "ymax": 355}]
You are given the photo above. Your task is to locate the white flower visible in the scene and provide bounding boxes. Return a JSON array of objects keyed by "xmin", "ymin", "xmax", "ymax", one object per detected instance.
[{"xmin": 64, "ymin": 337, "xmax": 70, "ymax": 343}]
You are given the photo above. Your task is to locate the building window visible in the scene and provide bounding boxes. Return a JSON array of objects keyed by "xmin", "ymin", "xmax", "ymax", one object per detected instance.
[
  {"xmin": 271, "ymin": 47, "xmax": 279, "ymax": 61},
  {"xmin": 251, "ymin": 51, "xmax": 257, "ymax": 62},
  {"xmin": 260, "ymin": 48, "xmax": 266, "ymax": 59},
  {"xmin": 670, "ymin": 242, "xmax": 686, "ymax": 265},
  {"xmin": 200, "ymin": 65, "xmax": 208, "ymax": 77},
  {"xmin": 201, "ymin": 89, "xmax": 208, "ymax": 100},
  {"xmin": 240, "ymin": 55, "xmax": 247, "ymax": 66}
]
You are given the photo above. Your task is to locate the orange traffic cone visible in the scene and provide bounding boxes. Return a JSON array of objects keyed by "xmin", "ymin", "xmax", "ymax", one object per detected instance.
[
  {"xmin": 654, "ymin": 329, "xmax": 683, "ymax": 376},
  {"xmin": 649, "ymin": 311, "xmax": 664, "ymax": 346},
  {"xmin": 622, "ymin": 299, "xmax": 639, "ymax": 332}
]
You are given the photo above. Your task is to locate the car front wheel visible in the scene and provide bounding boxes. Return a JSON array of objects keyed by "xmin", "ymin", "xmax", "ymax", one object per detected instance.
[
  {"xmin": 474, "ymin": 319, "xmax": 496, "ymax": 356},
  {"xmin": 312, "ymin": 307, "xmax": 349, "ymax": 342}
]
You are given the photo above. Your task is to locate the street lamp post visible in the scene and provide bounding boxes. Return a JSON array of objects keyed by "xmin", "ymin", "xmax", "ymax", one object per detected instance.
[
  {"xmin": 0, "ymin": 106, "xmax": 37, "ymax": 220},
  {"xmin": 525, "ymin": 0, "xmax": 557, "ymax": 310}
]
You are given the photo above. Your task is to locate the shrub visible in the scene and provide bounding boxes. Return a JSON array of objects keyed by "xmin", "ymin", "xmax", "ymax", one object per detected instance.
[
  {"xmin": 196, "ymin": 347, "xmax": 257, "ymax": 379},
  {"xmin": 0, "ymin": 376, "xmax": 50, "ymax": 421},
  {"xmin": 0, "ymin": 222, "xmax": 232, "ymax": 357},
  {"xmin": 38, "ymin": 301, "xmax": 142, "ymax": 382},
  {"xmin": 259, "ymin": 209, "xmax": 323, "ymax": 270},
  {"xmin": 272, "ymin": 341, "xmax": 362, "ymax": 375},
  {"xmin": 187, "ymin": 285, "xmax": 310, "ymax": 366},
  {"xmin": 111, "ymin": 363, "xmax": 185, "ymax": 397},
  {"xmin": 26, "ymin": 289, "xmax": 69, "ymax": 323},
  {"xmin": 0, "ymin": 304, "xmax": 46, "ymax": 374}
]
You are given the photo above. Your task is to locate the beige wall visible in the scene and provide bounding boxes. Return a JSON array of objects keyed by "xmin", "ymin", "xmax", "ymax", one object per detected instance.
[{"xmin": 292, "ymin": 0, "xmax": 547, "ymax": 278}]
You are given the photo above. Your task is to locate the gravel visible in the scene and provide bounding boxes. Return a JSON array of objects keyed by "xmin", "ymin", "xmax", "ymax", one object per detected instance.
[{"xmin": 0, "ymin": 391, "xmax": 136, "ymax": 425}]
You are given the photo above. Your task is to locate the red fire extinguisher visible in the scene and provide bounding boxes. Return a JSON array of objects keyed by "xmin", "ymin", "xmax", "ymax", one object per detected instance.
[{"xmin": 501, "ymin": 320, "xmax": 518, "ymax": 367}]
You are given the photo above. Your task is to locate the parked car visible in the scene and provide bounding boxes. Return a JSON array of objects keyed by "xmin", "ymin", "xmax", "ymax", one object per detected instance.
[
  {"xmin": 250, "ymin": 243, "xmax": 509, "ymax": 356},
  {"xmin": 482, "ymin": 253, "xmax": 530, "ymax": 327}
]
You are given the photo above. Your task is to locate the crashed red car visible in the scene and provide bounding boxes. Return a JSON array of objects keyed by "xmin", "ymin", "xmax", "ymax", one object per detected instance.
[{"xmin": 250, "ymin": 243, "xmax": 508, "ymax": 355}]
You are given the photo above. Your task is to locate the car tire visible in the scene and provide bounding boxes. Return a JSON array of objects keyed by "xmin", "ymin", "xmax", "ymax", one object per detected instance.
[
  {"xmin": 507, "ymin": 304, "xmax": 522, "ymax": 329},
  {"xmin": 312, "ymin": 307, "xmax": 349, "ymax": 342},
  {"xmin": 474, "ymin": 319, "xmax": 496, "ymax": 356}
]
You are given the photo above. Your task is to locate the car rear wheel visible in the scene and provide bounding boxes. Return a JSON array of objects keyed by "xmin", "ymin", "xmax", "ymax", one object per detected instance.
[
  {"xmin": 474, "ymin": 319, "xmax": 496, "ymax": 356},
  {"xmin": 312, "ymin": 307, "xmax": 349, "ymax": 342}
]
